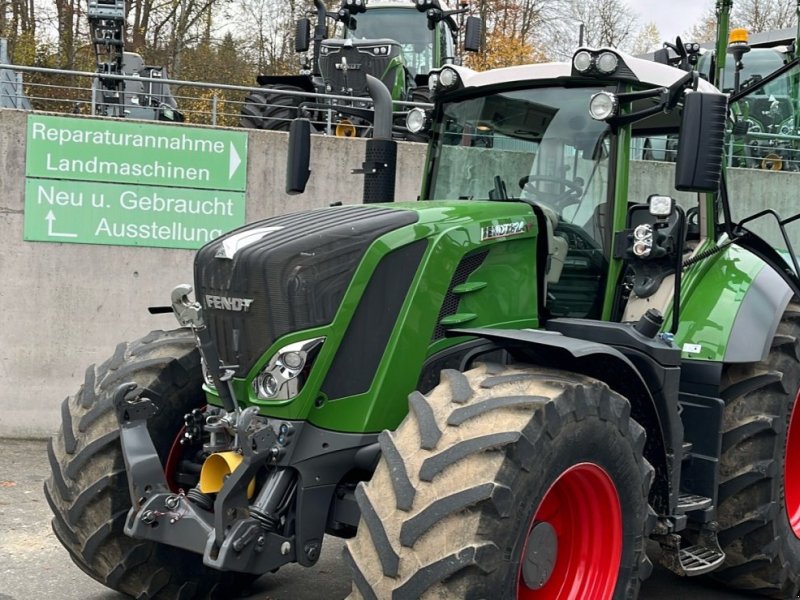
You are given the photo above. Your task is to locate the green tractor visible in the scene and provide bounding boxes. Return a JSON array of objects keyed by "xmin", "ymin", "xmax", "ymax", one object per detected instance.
[
  {"xmin": 47, "ymin": 40, "xmax": 800, "ymax": 600},
  {"xmin": 239, "ymin": 0, "xmax": 481, "ymax": 137}
]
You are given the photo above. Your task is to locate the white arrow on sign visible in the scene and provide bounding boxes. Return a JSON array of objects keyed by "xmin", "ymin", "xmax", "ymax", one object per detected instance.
[
  {"xmin": 229, "ymin": 142, "xmax": 242, "ymax": 180},
  {"xmin": 46, "ymin": 210, "xmax": 78, "ymax": 238}
]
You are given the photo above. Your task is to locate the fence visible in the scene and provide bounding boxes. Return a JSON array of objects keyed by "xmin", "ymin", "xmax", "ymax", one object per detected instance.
[{"xmin": 0, "ymin": 61, "xmax": 427, "ymax": 134}]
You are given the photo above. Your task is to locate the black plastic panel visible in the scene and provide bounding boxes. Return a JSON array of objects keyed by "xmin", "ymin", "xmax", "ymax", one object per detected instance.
[
  {"xmin": 194, "ymin": 206, "xmax": 418, "ymax": 377},
  {"xmin": 321, "ymin": 239, "xmax": 428, "ymax": 400},
  {"xmin": 431, "ymin": 250, "xmax": 488, "ymax": 341}
]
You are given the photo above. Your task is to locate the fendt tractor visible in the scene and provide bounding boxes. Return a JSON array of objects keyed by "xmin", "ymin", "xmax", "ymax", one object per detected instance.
[
  {"xmin": 239, "ymin": 0, "xmax": 481, "ymax": 137},
  {"xmin": 87, "ymin": 0, "xmax": 182, "ymax": 121},
  {"xmin": 47, "ymin": 15, "xmax": 800, "ymax": 600}
]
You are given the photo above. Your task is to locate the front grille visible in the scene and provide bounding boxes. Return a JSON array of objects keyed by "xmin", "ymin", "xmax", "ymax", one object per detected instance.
[
  {"xmin": 319, "ymin": 39, "xmax": 402, "ymax": 96},
  {"xmin": 194, "ymin": 206, "xmax": 417, "ymax": 377}
]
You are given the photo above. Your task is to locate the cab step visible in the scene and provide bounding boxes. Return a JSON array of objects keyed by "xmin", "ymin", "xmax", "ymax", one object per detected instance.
[
  {"xmin": 676, "ymin": 493, "xmax": 712, "ymax": 513},
  {"xmin": 656, "ymin": 526, "xmax": 726, "ymax": 576}
]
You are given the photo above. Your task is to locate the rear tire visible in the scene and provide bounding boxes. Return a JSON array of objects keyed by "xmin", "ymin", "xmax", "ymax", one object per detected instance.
[
  {"xmin": 239, "ymin": 84, "xmax": 306, "ymax": 130},
  {"xmin": 345, "ymin": 363, "xmax": 653, "ymax": 599},
  {"xmin": 710, "ymin": 305, "xmax": 800, "ymax": 597},
  {"xmin": 44, "ymin": 329, "xmax": 255, "ymax": 599}
]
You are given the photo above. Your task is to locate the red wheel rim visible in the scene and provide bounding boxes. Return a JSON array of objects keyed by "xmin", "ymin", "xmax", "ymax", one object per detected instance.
[
  {"xmin": 517, "ymin": 463, "xmax": 622, "ymax": 600},
  {"xmin": 786, "ymin": 392, "xmax": 800, "ymax": 538}
]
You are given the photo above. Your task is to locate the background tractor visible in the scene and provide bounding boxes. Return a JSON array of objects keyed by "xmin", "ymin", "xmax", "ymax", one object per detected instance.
[
  {"xmin": 87, "ymin": 0, "xmax": 182, "ymax": 121},
  {"xmin": 46, "ymin": 17, "xmax": 800, "ymax": 600},
  {"xmin": 239, "ymin": 0, "xmax": 481, "ymax": 137}
]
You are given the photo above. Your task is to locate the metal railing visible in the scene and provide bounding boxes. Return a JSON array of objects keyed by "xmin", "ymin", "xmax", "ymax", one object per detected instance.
[{"xmin": 0, "ymin": 62, "xmax": 428, "ymax": 134}]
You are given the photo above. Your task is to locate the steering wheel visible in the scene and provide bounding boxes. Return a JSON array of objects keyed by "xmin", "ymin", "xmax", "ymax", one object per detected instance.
[{"xmin": 518, "ymin": 175, "xmax": 584, "ymax": 210}]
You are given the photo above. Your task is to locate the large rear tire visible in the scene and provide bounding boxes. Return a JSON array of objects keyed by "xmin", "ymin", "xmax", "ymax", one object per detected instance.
[
  {"xmin": 239, "ymin": 84, "xmax": 306, "ymax": 130},
  {"xmin": 710, "ymin": 305, "xmax": 800, "ymax": 597},
  {"xmin": 44, "ymin": 329, "xmax": 254, "ymax": 599},
  {"xmin": 345, "ymin": 363, "xmax": 653, "ymax": 599}
]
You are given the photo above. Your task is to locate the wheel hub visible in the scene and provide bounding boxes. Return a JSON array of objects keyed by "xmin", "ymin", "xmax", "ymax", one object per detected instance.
[
  {"xmin": 521, "ymin": 522, "xmax": 558, "ymax": 590},
  {"xmin": 517, "ymin": 462, "xmax": 622, "ymax": 599}
]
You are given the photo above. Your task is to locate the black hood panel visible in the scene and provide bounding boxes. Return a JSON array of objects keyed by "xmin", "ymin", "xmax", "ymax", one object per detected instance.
[{"xmin": 194, "ymin": 205, "xmax": 418, "ymax": 377}]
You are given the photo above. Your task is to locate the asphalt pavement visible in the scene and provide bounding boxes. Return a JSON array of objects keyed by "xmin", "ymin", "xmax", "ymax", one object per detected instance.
[{"xmin": 0, "ymin": 438, "xmax": 754, "ymax": 600}]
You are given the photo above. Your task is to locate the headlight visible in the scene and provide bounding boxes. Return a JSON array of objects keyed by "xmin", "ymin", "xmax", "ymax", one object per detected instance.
[
  {"xmin": 596, "ymin": 52, "xmax": 619, "ymax": 75},
  {"xmin": 648, "ymin": 195, "xmax": 674, "ymax": 218},
  {"xmin": 406, "ymin": 107, "xmax": 429, "ymax": 133},
  {"xmin": 589, "ymin": 91, "xmax": 619, "ymax": 121},
  {"xmin": 632, "ymin": 224, "xmax": 653, "ymax": 258},
  {"xmin": 573, "ymin": 50, "xmax": 593, "ymax": 73},
  {"xmin": 253, "ymin": 337, "xmax": 325, "ymax": 401},
  {"xmin": 438, "ymin": 67, "xmax": 459, "ymax": 89}
]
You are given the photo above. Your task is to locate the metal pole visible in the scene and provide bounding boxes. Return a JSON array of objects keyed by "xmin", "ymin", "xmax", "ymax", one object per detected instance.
[
  {"xmin": 212, "ymin": 94, "xmax": 218, "ymax": 126},
  {"xmin": 579, "ymin": 23, "xmax": 585, "ymax": 47},
  {"xmin": 91, "ymin": 75, "xmax": 97, "ymax": 115}
]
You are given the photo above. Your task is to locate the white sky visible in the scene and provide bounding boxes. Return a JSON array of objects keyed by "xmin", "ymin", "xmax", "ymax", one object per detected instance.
[{"xmin": 628, "ymin": 0, "xmax": 714, "ymax": 43}]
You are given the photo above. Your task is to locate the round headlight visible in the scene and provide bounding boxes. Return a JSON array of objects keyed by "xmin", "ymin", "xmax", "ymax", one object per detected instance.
[
  {"xmin": 439, "ymin": 67, "xmax": 459, "ymax": 89},
  {"xmin": 596, "ymin": 52, "xmax": 619, "ymax": 74},
  {"xmin": 281, "ymin": 351, "xmax": 304, "ymax": 370},
  {"xmin": 255, "ymin": 373, "xmax": 279, "ymax": 398},
  {"xmin": 573, "ymin": 50, "xmax": 593, "ymax": 73},
  {"xmin": 406, "ymin": 107, "xmax": 428, "ymax": 133},
  {"xmin": 589, "ymin": 91, "xmax": 619, "ymax": 121}
]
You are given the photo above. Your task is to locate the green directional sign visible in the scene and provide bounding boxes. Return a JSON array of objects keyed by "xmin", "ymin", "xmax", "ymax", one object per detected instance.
[
  {"xmin": 24, "ymin": 179, "xmax": 246, "ymax": 249},
  {"xmin": 26, "ymin": 115, "xmax": 247, "ymax": 191},
  {"xmin": 23, "ymin": 114, "xmax": 249, "ymax": 249}
]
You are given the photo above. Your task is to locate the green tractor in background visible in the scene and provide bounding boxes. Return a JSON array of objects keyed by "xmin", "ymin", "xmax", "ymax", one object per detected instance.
[
  {"xmin": 239, "ymin": 0, "xmax": 481, "ymax": 137},
  {"xmin": 46, "ymin": 23, "xmax": 800, "ymax": 600}
]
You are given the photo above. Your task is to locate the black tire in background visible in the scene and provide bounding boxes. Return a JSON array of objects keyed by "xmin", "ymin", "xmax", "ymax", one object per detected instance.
[
  {"xmin": 710, "ymin": 305, "xmax": 800, "ymax": 597},
  {"xmin": 44, "ymin": 329, "xmax": 255, "ymax": 599},
  {"xmin": 345, "ymin": 363, "xmax": 654, "ymax": 600},
  {"xmin": 239, "ymin": 84, "xmax": 306, "ymax": 131}
]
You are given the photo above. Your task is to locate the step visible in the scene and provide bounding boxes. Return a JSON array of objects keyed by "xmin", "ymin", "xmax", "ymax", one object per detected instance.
[
  {"xmin": 677, "ymin": 493, "xmax": 712, "ymax": 513},
  {"xmin": 678, "ymin": 544, "xmax": 726, "ymax": 576}
]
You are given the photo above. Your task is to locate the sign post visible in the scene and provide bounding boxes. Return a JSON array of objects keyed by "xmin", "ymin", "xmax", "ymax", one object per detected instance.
[{"xmin": 24, "ymin": 115, "xmax": 249, "ymax": 249}]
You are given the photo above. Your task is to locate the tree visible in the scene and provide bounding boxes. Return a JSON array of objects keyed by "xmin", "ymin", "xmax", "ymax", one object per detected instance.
[
  {"xmin": 731, "ymin": 0, "xmax": 796, "ymax": 33},
  {"xmin": 687, "ymin": 7, "xmax": 717, "ymax": 44},
  {"xmin": 631, "ymin": 21, "xmax": 661, "ymax": 54},
  {"xmin": 545, "ymin": 0, "xmax": 638, "ymax": 60}
]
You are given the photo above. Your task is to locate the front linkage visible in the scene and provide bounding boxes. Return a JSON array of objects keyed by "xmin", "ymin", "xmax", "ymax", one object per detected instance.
[{"xmin": 112, "ymin": 286, "xmax": 378, "ymax": 575}]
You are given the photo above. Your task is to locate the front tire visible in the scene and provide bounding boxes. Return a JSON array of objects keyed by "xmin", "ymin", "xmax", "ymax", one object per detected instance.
[
  {"xmin": 44, "ymin": 329, "xmax": 253, "ymax": 599},
  {"xmin": 239, "ymin": 84, "xmax": 306, "ymax": 130},
  {"xmin": 710, "ymin": 305, "xmax": 800, "ymax": 597},
  {"xmin": 345, "ymin": 363, "xmax": 653, "ymax": 599}
]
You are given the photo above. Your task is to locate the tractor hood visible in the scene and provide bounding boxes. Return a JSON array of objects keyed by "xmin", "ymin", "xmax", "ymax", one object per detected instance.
[{"xmin": 194, "ymin": 205, "xmax": 418, "ymax": 377}]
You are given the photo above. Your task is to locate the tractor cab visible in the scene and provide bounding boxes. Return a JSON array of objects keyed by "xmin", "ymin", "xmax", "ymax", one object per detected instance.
[
  {"xmin": 419, "ymin": 49, "xmax": 725, "ymax": 326},
  {"xmin": 337, "ymin": 3, "xmax": 455, "ymax": 78}
]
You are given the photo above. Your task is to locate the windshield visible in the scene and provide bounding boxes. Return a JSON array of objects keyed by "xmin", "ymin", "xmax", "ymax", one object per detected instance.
[
  {"xmin": 699, "ymin": 49, "xmax": 788, "ymax": 95},
  {"xmin": 343, "ymin": 8, "xmax": 433, "ymax": 76},
  {"xmin": 429, "ymin": 86, "xmax": 612, "ymax": 238}
]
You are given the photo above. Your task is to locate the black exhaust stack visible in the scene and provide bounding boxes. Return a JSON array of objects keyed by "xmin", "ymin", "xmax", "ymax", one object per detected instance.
[{"xmin": 361, "ymin": 74, "xmax": 396, "ymax": 203}]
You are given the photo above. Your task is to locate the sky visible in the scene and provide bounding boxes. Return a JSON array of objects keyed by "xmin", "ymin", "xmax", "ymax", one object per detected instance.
[{"xmin": 628, "ymin": 0, "xmax": 714, "ymax": 43}]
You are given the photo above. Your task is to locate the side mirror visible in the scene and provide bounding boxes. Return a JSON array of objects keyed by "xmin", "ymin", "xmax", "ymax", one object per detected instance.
[
  {"xmin": 295, "ymin": 19, "xmax": 311, "ymax": 53},
  {"xmin": 286, "ymin": 119, "xmax": 311, "ymax": 195},
  {"xmin": 464, "ymin": 16, "xmax": 483, "ymax": 53},
  {"xmin": 674, "ymin": 91, "xmax": 727, "ymax": 193}
]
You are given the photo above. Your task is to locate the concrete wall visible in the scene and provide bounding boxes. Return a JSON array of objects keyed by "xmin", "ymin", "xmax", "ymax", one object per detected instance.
[
  {"xmin": 0, "ymin": 109, "xmax": 427, "ymax": 438},
  {"xmin": 3, "ymin": 108, "xmax": 800, "ymax": 437}
]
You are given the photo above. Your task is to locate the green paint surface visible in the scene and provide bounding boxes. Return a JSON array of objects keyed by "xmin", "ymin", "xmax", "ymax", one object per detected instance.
[
  {"xmin": 26, "ymin": 115, "xmax": 247, "ymax": 191},
  {"xmin": 23, "ymin": 178, "xmax": 246, "ymax": 250}
]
